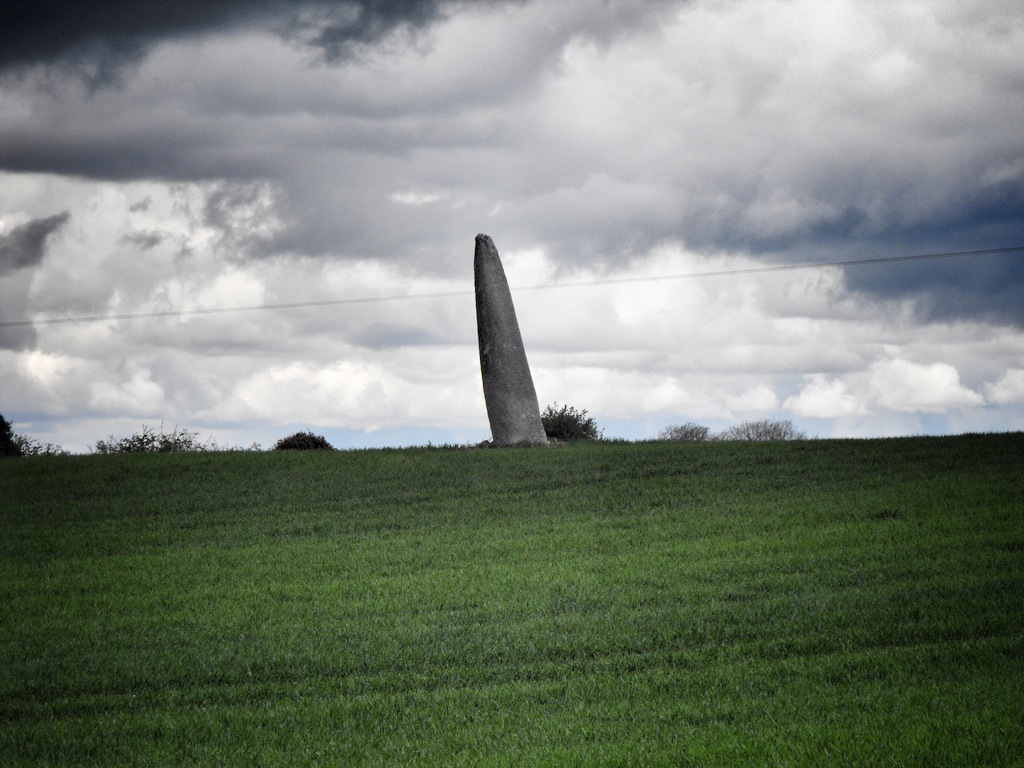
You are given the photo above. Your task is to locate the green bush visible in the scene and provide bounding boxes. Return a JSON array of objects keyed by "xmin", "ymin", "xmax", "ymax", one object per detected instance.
[
  {"xmin": 541, "ymin": 403, "xmax": 601, "ymax": 441},
  {"xmin": 273, "ymin": 431, "xmax": 334, "ymax": 451},
  {"xmin": 94, "ymin": 423, "xmax": 211, "ymax": 454}
]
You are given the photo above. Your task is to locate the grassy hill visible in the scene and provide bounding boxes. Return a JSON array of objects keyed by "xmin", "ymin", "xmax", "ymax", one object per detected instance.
[{"xmin": 2, "ymin": 433, "xmax": 1022, "ymax": 766}]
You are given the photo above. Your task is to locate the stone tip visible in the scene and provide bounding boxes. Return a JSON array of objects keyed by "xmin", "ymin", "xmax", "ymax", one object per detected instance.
[{"xmin": 474, "ymin": 233, "xmax": 498, "ymax": 262}]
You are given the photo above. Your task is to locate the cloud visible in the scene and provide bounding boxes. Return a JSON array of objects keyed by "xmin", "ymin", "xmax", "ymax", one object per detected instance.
[
  {"xmin": 0, "ymin": 272, "xmax": 37, "ymax": 349},
  {"xmin": 785, "ymin": 374, "xmax": 863, "ymax": 418},
  {"xmin": 0, "ymin": 211, "xmax": 70, "ymax": 274},
  {"xmin": 986, "ymin": 369, "xmax": 1024, "ymax": 404},
  {"xmin": 844, "ymin": 253, "xmax": 1024, "ymax": 328},
  {"xmin": 88, "ymin": 368, "xmax": 166, "ymax": 415},
  {"xmin": 2, "ymin": 1, "xmax": 1024, "ymax": 449},
  {"xmin": 3, "ymin": 1, "xmax": 1021, "ymax": 288},
  {"xmin": 867, "ymin": 358, "xmax": 984, "ymax": 413},
  {"xmin": 390, "ymin": 191, "xmax": 443, "ymax": 206},
  {"xmin": 0, "ymin": 0, "xmax": 451, "ymax": 83},
  {"xmin": 0, "ymin": 211, "xmax": 70, "ymax": 349}
]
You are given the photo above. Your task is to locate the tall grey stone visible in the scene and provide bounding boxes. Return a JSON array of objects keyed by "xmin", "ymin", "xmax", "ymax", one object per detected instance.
[{"xmin": 474, "ymin": 234, "xmax": 548, "ymax": 446}]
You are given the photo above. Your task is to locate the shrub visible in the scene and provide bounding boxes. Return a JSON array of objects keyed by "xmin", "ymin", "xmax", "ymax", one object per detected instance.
[
  {"xmin": 0, "ymin": 415, "xmax": 67, "ymax": 457},
  {"xmin": 658, "ymin": 422, "xmax": 710, "ymax": 442},
  {"xmin": 1, "ymin": 414, "xmax": 22, "ymax": 457},
  {"xmin": 94, "ymin": 423, "xmax": 211, "ymax": 454},
  {"xmin": 541, "ymin": 403, "xmax": 601, "ymax": 441},
  {"xmin": 13, "ymin": 434, "xmax": 69, "ymax": 456},
  {"xmin": 226, "ymin": 442, "xmax": 263, "ymax": 452},
  {"xmin": 715, "ymin": 419, "xmax": 806, "ymax": 441},
  {"xmin": 273, "ymin": 431, "xmax": 334, "ymax": 451}
]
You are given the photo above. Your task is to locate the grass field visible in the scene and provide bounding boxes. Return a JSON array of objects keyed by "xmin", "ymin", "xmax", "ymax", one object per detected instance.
[{"xmin": 2, "ymin": 433, "xmax": 1023, "ymax": 766}]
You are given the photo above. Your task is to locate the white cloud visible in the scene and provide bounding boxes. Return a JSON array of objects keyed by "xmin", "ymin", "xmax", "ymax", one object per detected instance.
[
  {"xmin": 218, "ymin": 350, "xmax": 484, "ymax": 433},
  {"xmin": 88, "ymin": 368, "xmax": 165, "ymax": 415},
  {"xmin": 986, "ymin": 369, "xmax": 1024, "ymax": 404},
  {"xmin": 785, "ymin": 374, "xmax": 864, "ymax": 418},
  {"xmin": 726, "ymin": 385, "xmax": 781, "ymax": 415},
  {"xmin": 390, "ymin": 191, "xmax": 442, "ymax": 206},
  {"xmin": 868, "ymin": 358, "xmax": 984, "ymax": 412},
  {"xmin": 190, "ymin": 267, "xmax": 266, "ymax": 311},
  {"xmin": 20, "ymin": 349, "xmax": 73, "ymax": 386}
]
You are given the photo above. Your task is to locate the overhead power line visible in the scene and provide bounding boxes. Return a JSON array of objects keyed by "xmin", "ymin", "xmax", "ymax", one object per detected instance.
[
  {"xmin": 1, "ymin": 246, "xmax": 1020, "ymax": 329},
  {"xmin": 518, "ymin": 246, "xmax": 1023, "ymax": 291}
]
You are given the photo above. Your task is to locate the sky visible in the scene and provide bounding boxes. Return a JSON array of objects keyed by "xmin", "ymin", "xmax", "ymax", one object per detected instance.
[{"xmin": 2, "ymin": 0, "xmax": 1023, "ymax": 452}]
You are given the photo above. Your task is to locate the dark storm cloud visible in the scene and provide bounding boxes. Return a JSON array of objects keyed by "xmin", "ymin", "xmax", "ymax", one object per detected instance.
[
  {"xmin": 0, "ymin": 212, "xmax": 67, "ymax": 349},
  {"xmin": 293, "ymin": 0, "xmax": 448, "ymax": 62},
  {"xmin": 0, "ymin": 211, "xmax": 70, "ymax": 275},
  {"xmin": 804, "ymin": 176, "xmax": 1024, "ymax": 327},
  {"xmin": 0, "ymin": 0, "xmax": 449, "ymax": 75},
  {"xmin": 844, "ymin": 253, "xmax": 1024, "ymax": 328}
]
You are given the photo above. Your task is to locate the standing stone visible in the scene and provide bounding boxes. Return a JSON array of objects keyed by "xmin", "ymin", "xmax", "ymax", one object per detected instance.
[{"xmin": 474, "ymin": 234, "xmax": 548, "ymax": 446}]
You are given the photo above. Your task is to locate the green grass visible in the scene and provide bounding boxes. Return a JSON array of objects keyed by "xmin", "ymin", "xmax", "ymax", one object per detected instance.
[{"xmin": 2, "ymin": 434, "xmax": 1023, "ymax": 766}]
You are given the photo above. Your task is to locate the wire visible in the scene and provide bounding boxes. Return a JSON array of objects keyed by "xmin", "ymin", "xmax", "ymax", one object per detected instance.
[
  {"xmin": 1, "ymin": 246, "xmax": 1020, "ymax": 328},
  {"xmin": 518, "ymin": 246, "xmax": 1024, "ymax": 290},
  {"xmin": 0, "ymin": 290, "xmax": 474, "ymax": 328}
]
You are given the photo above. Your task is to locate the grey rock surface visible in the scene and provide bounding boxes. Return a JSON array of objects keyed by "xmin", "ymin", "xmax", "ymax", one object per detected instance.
[{"xmin": 474, "ymin": 234, "xmax": 548, "ymax": 446}]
